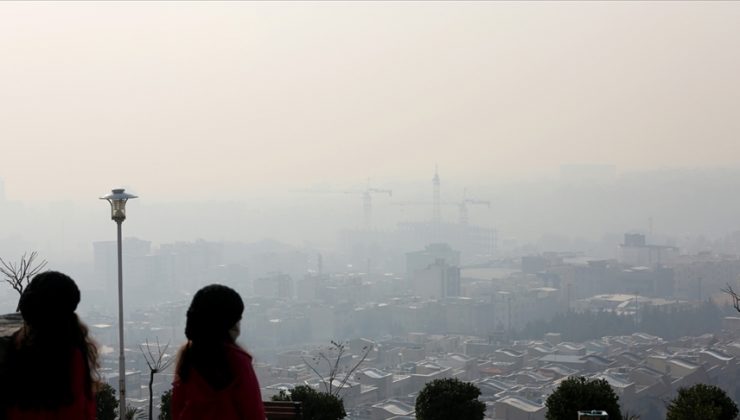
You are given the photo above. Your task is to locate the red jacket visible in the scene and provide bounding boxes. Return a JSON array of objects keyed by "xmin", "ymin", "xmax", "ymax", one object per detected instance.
[
  {"xmin": 172, "ymin": 344, "xmax": 265, "ymax": 420},
  {"xmin": 6, "ymin": 349, "xmax": 96, "ymax": 420}
]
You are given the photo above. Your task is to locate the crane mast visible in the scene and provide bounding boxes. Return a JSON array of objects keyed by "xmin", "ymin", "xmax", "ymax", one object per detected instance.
[
  {"xmin": 433, "ymin": 167, "xmax": 441, "ymax": 238},
  {"xmin": 362, "ymin": 188, "xmax": 392, "ymax": 229},
  {"xmin": 459, "ymin": 198, "xmax": 491, "ymax": 226}
]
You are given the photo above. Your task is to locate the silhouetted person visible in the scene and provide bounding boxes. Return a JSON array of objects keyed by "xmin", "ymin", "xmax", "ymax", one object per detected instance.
[
  {"xmin": 172, "ymin": 284, "xmax": 265, "ymax": 419},
  {"xmin": 2, "ymin": 271, "xmax": 98, "ymax": 420}
]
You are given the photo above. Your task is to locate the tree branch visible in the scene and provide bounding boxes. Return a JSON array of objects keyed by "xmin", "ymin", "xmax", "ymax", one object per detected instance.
[
  {"xmin": 722, "ymin": 283, "xmax": 740, "ymax": 313},
  {"xmin": 303, "ymin": 340, "xmax": 374, "ymax": 397},
  {"xmin": 0, "ymin": 251, "xmax": 48, "ymax": 311},
  {"xmin": 302, "ymin": 355, "xmax": 328, "ymax": 393},
  {"xmin": 337, "ymin": 345, "xmax": 372, "ymax": 397},
  {"xmin": 139, "ymin": 337, "xmax": 173, "ymax": 420}
]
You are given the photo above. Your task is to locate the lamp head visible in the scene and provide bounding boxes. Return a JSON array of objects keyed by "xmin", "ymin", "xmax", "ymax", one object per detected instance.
[{"xmin": 100, "ymin": 188, "xmax": 137, "ymax": 222}]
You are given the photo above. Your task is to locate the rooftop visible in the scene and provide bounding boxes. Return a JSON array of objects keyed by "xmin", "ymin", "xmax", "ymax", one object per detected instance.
[
  {"xmin": 539, "ymin": 355, "xmax": 587, "ymax": 365},
  {"xmin": 596, "ymin": 373, "xmax": 634, "ymax": 389},
  {"xmin": 362, "ymin": 368, "xmax": 392, "ymax": 379},
  {"xmin": 372, "ymin": 399, "xmax": 415, "ymax": 416},
  {"xmin": 497, "ymin": 396, "xmax": 545, "ymax": 413}
]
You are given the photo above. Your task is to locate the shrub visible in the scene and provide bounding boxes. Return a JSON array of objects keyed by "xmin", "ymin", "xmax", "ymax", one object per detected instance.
[
  {"xmin": 415, "ymin": 378, "xmax": 485, "ymax": 420},
  {"xmin": 272, "ymin": 385, "xmax": 346, "ymax": 420}
]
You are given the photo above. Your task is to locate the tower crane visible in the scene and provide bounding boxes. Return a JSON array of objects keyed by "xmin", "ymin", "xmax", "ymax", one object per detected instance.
[
  {"xmin": 292, "ymin": 182, "xmax": 392, "ymax": 229},
  {"xmin": 352, "ymin": 188, "xmax": 392, "ymax": 229},
  {"xmin": 393, "ymin": 192, "xmax": 490, "ymax": 226},
  {"xmin": 456, "ymin": 187, "xmax": 490, "ymax": 226},
  {"xmin": 458, "ymin": 198, "xmax": 491, "ymax": 226}
]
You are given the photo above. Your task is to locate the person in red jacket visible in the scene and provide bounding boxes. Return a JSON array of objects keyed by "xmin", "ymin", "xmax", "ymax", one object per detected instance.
[
  {"xmin": 2, "ymin": 271, "xmax": 98, "ymax": 420},
  {"xmin": 172, "ymin": 284, "xmax": 265, "ymax": 420}
]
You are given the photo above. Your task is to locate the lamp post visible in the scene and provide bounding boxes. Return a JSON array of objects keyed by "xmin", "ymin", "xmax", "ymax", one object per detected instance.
[{"xmin": 100, "ymin": 188, "xmax": 137, "ymax": 419}]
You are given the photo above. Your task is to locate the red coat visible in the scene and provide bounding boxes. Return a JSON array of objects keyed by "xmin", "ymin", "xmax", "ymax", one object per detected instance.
[
  {"xmin": 172, "ymin": 344, "xmax": 265, "ymax": 420},
  {"xmin": 6, "ymin": 349, "xmax": 96, "ymax": 420}
]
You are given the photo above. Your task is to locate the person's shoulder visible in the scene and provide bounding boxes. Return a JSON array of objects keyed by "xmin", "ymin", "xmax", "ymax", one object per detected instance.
[
  {"xmin": 67, "ymin": 346, "xmax": 89, "ymax": 376},
  {"xmin": 227, "ymin": 343, "xmax": 253, "ymax": 364},
  {"xmin": 71, "ymin": 346, "xmax": 85, "ymax": 362}
]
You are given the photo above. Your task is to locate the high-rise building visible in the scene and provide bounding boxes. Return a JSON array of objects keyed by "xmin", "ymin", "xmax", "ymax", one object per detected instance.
[
  {"xmin": 93, "ymin": 237, "xmax": 152, "ymax": 296},
  {"xmin": 254, "ymin": 273, "xmax": 294, "ymax": 299},
  {"xmin": 619, "ymin": 233, "xmax": 678, "ymax": 267},
  {"xmin": 406, "ymin": 243, "xmax": 460, "ymax": 277},
  {"xmin": 410, "ymin": 258, "xmax": 460, "ymax": 300}
]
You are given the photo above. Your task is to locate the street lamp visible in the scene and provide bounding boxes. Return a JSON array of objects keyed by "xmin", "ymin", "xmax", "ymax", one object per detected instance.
[{"xmin": 100, "ymin": 188, "xmax": 137, "ymax": 419}]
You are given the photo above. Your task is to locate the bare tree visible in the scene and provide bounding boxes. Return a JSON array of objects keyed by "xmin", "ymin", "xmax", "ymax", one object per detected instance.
[
  {"xmin": 302, "ymin": 340, "xmax": 372, "ymax": 397},
  {"xmin": 722, "ymin": 283, "xmax": 740, "ymax": 313},
  {"xmin": 0, "ymin": 251, "xmax": 47, "ymax": 311},
  {"xmin": 140, "ymin": 338, "xmax": 175, "ymax": 420}
]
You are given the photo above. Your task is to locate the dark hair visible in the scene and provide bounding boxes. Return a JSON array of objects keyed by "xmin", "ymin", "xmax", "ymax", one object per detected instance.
[
  {"xmin": 176, "ymin": 284, "xmax": 244, "ymax": 390},
  {"xmin": 4, "ymin": 271, "xmax": 99, "ymax": 409}
]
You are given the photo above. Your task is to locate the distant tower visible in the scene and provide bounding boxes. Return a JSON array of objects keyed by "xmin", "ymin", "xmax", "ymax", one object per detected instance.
[{"xmin": 432, "ymin": 166, "xmax": 441, "ymax": 232}]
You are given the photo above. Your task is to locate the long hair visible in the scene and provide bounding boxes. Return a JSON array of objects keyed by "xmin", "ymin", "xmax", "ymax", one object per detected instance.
[
  {"xmin": 176, "ymin": 284, "xmax": 244, "ymax": 390},
  {"xmin": 7, "ymin": 315, "xmax": 99, "ymax": 409},
  {"xmin": 4, "ymin": 271, "xmax": 99, "ymax": 410}
]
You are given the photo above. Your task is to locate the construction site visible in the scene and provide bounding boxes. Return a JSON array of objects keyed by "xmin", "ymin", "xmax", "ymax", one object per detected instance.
[{"xmin": 330, "ymin": 168, "xmax": 498, "ymax": 274}]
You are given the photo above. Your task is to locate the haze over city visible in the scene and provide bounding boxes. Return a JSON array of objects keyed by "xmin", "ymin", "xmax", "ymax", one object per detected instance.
[
  {"xmin": 2, "ymin": 2, "xmax": 740, "ymax": 420},
  {"xmin": 1, "ymin": 2, "xmax": 739, "ymax": 255}
]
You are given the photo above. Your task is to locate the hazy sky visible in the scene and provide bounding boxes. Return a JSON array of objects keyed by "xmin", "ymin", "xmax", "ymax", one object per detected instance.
[{"xmin": 2, "ymin": 1, "xmax": 740, "ymax": 202}]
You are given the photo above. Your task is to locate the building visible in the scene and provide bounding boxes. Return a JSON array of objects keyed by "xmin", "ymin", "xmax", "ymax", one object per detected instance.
[
  {"xmin": 254, "ymin": 273, "xmax": 294, "ymax": 299},
  {"xmin": 619, "ymin": 234, "xmax": 678, "ymax": 268},
  {"xmin": 410, "ymin": 259, "xmax": 460, "ymax": 300},
  {"xmin": 406, "ymin": 243, "xmax": 460, "ymax": 277},
  {"xmin": 93, "ymin": 237, "xmax": 152, "ymax": 298}
]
